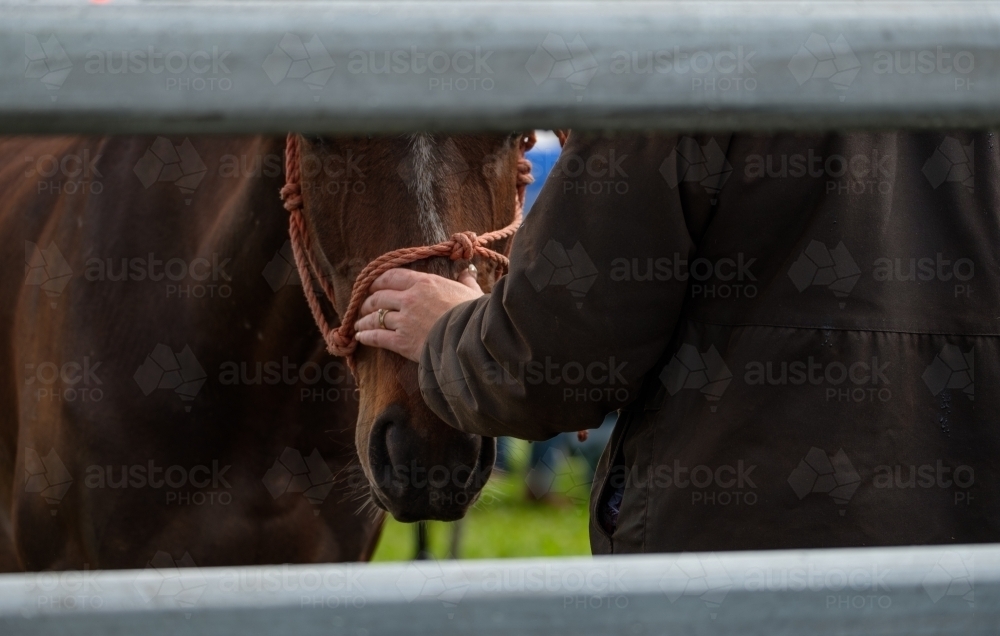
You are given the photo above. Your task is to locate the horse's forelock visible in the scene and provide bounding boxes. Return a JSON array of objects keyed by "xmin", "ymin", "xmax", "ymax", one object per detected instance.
[{"xmin": 407, "ymin": 133, "xmax": 447, "ymax": 243}]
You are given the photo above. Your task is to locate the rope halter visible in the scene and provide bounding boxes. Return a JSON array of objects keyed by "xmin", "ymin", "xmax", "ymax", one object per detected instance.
[{"xmin": 280, "ymin": 132, "xmax": 537, "ymax": 373}]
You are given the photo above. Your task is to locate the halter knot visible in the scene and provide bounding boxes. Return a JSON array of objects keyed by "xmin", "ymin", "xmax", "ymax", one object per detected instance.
[
  {"xmin": 280, "ymin": 182, "xmax": 302, "ymax": 213},
  {"xmin": 328, "ymin": 330, "xmax": 357, "ymax": 358},
  {"xmin": 450, "ymin": 231, "xmax": 479, "ymax": 261}
]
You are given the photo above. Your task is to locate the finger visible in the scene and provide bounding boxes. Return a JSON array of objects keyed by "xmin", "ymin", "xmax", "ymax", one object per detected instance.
[
  {"xmin": 457, "ymin": 268, "xmax": 482, "ymax": 292},
  {"xmin": 369, "ymin": 268, "xmax": 428, "ymax": 293},
  {"xmin": 354, "ymin": 309, "xmax": 399, "ymax": 333},
  {"xmin": 382, "ymin": 310, "xmax": 401, "ymax": 331},
  {"xmin": 355, "ymin": 326, "xmax": 411, "ymax": 358},
  {"xmin": 359, "ymin": 289, "xmax": 404, "ymax": 317},
  {"xmin": 353, "ymin": 311, "xmax": 380, "ymax": 333}
]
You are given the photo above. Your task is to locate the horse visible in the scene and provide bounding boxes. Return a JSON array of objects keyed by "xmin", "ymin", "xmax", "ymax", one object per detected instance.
[{"xmin": 0, "ymin": 132, "xmax": 527, "ymax": 571}]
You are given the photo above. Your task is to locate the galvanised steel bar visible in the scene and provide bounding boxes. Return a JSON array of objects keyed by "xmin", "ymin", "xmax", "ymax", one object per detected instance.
[
  {"xmin": 0, "ymin": 544, "xmax": 995, "ymax": 635},
  {"xmin": 1, "ymin": 1, "xmax": 999, "ymax": 134}
]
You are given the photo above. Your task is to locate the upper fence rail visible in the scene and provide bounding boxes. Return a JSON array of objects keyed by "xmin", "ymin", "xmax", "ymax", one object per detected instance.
[{"xmin": 2, "ymin": 0, "xmax": 1000, "ymax": 134}]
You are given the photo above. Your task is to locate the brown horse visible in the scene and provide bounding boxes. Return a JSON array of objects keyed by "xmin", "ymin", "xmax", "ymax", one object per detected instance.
[{"xmin": 0, "ymin": 132, "xmax": 523, "ymax": 571}]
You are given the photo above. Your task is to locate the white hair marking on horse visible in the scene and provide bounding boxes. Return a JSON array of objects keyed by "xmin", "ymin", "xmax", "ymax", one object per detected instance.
[{"xmin": 407, "ymin": 134, "xmax": 447, "ymax": 243}]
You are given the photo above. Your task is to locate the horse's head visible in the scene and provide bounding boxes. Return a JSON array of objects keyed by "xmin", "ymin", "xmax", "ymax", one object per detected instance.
[{"xmin": 295, "ymin": 133, "xmax": 526, "ymax": 521}]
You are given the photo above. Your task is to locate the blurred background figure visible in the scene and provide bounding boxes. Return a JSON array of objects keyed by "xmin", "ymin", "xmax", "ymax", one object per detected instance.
[{"xmin": 524, "ymin": 412, "xmax": 617, "ymax": 506}]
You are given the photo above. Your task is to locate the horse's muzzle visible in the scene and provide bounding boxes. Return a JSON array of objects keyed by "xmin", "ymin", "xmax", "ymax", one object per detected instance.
[{"xmin": 367, "ymin": 403, "xmax": 495, "ymax": 522}]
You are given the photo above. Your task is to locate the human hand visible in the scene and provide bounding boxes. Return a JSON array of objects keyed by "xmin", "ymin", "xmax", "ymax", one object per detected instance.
[{"xmin": 354, "ymin": 267, "xmax": 483, "ymax": 362}]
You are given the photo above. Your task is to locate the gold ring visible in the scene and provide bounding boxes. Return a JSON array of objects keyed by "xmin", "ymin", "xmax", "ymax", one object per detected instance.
[{"xmin": 377, "ymin": 308, "xmax": 389, "ymax": 330}]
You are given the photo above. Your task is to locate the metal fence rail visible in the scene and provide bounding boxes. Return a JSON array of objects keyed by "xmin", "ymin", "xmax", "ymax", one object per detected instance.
[
  {"xmin": 0, "ymin": 543, "xmax": 996, "ymax": 635},
  {"xmin": 3, "ymin": 1, "xmax": 1000, "ymax": 134}
]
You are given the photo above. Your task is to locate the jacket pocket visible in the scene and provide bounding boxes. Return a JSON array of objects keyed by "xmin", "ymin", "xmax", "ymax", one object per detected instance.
[{"xmin": 591, "ymin": 408, "xmax": 634, "ymax": 543}]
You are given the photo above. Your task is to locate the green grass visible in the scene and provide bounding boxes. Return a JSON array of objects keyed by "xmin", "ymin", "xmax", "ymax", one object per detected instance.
[{"xmin": 371, "ymin": 439, "xmax": 593, "ymax": 561}]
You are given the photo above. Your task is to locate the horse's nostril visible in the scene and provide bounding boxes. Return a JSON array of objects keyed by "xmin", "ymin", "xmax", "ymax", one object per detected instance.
[
  {"xmin": 366, "ymin": 403, "xmax": 492, "ymax": 522},
  {"xmin": 371, "ymin": 403, "xmax": 412, "ymax": 471},
  {"xmin": 374, "ymin": 403, "xmax": 409, "ymax": 431}
]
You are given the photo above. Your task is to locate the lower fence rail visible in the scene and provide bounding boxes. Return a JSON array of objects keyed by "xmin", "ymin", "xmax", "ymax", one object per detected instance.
[{"xmin": 0, "ymin": 543, "xmax": 996, "ymax": 635}]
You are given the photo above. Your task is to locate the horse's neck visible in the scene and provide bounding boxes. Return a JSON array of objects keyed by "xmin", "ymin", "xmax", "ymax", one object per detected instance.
[{"xmin": 180, "ymin": 136, "xmax": 327, "ymax": 359}]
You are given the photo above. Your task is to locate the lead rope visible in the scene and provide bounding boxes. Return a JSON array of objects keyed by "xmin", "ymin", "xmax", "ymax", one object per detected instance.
[{"xmin": 280, "ymin": 132, "xmax": 536, "ymax": 374}]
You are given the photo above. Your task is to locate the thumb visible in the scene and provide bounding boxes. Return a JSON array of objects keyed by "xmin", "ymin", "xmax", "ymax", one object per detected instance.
[{"xmin": 457, "ymin": 267, "xmax": 482, "ymax": 291}]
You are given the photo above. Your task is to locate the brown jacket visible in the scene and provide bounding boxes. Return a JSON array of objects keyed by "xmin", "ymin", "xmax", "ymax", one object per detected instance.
[{"xmin": 419, "ymin": 131, "xmax": 999, "ymax": 554}]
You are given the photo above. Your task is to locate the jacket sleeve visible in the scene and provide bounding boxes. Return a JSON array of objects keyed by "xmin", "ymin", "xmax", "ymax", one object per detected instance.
[{"xmin": 419, "ymin": 132, "xmax": 722, "ymax": 440}]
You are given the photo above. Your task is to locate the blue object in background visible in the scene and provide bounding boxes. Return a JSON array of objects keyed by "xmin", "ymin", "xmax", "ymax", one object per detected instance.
[{"xmin": 523, "ymin": 131, "xmax": 563, "ymax": 214}]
